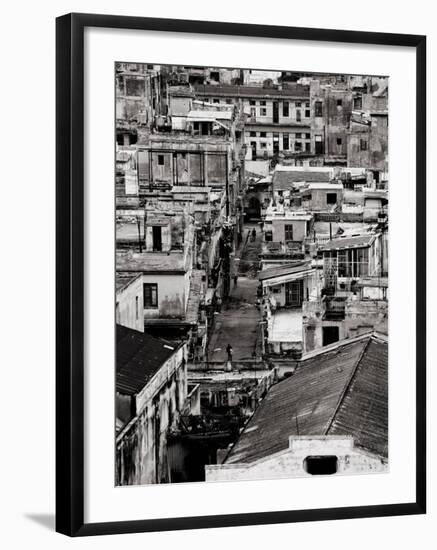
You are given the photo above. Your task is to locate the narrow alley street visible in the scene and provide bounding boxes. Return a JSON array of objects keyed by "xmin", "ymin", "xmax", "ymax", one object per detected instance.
[{"xmin": 208, "ymin": 223, "xmax": 263, "ymax": 363}]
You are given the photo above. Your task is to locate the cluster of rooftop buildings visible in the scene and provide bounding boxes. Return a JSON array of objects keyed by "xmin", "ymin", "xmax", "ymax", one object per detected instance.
[{"xmin": 114, "ymin": 63, "xmax": 389, "ymax": 485}]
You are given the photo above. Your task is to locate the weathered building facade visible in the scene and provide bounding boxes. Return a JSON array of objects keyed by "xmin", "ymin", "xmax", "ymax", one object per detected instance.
[
  {"xmin": 193, "ymin": 83, "xmax": 312, "ymax": 161},
  {"xmin": 206, "ymin": 334, "xmax": 388, "ymax": 481},
  {"xmin": 116, "ymin": 326, "xmax": 188, "ymax": 485}
]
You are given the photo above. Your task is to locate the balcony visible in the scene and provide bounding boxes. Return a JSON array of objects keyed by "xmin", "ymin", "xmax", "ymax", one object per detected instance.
[
  {"xmin": 323, "ymin": 296, "xmax": 347, "ymax": 321},
  {"xmin": 262, "ymin": 240, "xmax": 305, "ymax": 259}
]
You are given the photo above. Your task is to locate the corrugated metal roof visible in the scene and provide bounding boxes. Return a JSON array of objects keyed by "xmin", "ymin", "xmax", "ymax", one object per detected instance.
[
  {"xmin": 328, "ymin": 338, "xmax": 388, "ymax": 458},
  {"xmin": 116, "ymin": 325, "xmax": 179, "ymax": 395},
  {"xmin": 258, "ymin": 261, "xmax": 311, "ymax": 282},
  {"xmin": 225, "ymin": 334, "xmax": 387, "ymax": 464},
  {"xmin": 320, "ymin": 234, "xmax": 375, "ymax": 251},
  {"xmin": 273, "ymin": 170, "xmax": 332, "ymax": 190}
]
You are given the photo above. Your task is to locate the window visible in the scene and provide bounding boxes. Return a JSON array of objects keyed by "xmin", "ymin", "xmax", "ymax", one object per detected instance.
[
  {"xmin": 285, "ymin": 279, "xmax": 303, "ymax": 307},
  {"xmin": 284, "ymin": 224, "xmax": 293, "ymax": 241},
  {"xmin": 249, "ymin": 131, "xmax": 257, "ymax": 137},
  {"xmin": 296, "ymin": 109, "xmax": 301, "ymax": 122},
  {"xmin": 337, "ymin": 99, "xmax": 343, "ymax": 107},
  {"xmin": 260, "ymin": 142, "xmax": 267, "ymax": 149},
  {"xmin": 315, "ymin": 101, "xmax": 323, "ymax": 117},
  {"xmin": 295, "ymin": 141, "xmax": 302, "ymax": 152},
  {"xmin": 305, "ymin": 133, "xmax": 311, "ymax": 139},
  {"xmin": 305, "ymin": 109, "xmax": 310, "ymax": 117},
  {"xmin": 260, "ymin": 107, "xmax": 267, "ymax": 116},
  {"xmin": 295, "ymin": 101, "xmax": 301, "ymax": 107},
  {"xmin": 260, "ymin": 100, "xmax": 266, "ymax": 106},
  {"xmin": 327, "ymin": 193, "xmax": 337, "ymax": 205},
  {"xmin": 249, "ymin": 100, "xmax": 256, "ymax": 106},
  {"xmin": 213, "ymin": 98, "xmax": 219, "ymax": 104},
  {"xmin": 304, "ymin": 456, "xmax": 338, "ymax": 475},
  {"xmin": 264, "ymin": 230, "xmax": 273, "ymax": 242},
  {"xmin": 353, "ymin": 95, "xmax": 363, "ymax": 110},
  {"xmin": 143, "ymin": 283, "xmax": 158, "ymax": 308},
  {"xmin": 157, "ymin": 154, "xmax": 165, "ymax": 166},
  {"xmin": 305, "ymin": 102, "xmax": 310, "ymax": 108},
  {"xmin": 337, "ymin": 248, "xmax": 369, "ymax": 277},
  {"xmin": 250, "ymin": 107, "xmax": 256, "ymax": 118},
  {"xmin": 336, "ymin": 138, "xmax": 342, "ymax": 146},
  {"xmin": 360, "ymin": 138, "xmax": 368, "ymax": 151},
  {"xmin": 226, "ymin": 98, "xmax": 232, "ymax": 104},
  {"xmin": 260, "ymin": 131, "xmax": 267, "ymax": 138},
  {"xmin": 283, "ymin": 133, "xmax": 289, "ymax": 150},
  {"xmin": 305, "ymin": 142, "xmax": 311, "ymax": 152},
  {"xmin": 283, "ymin": 101, "xmax": 289, "ymax": 117},
  {"xmin": 126, "ymin": 79, "xmax": 144, "ymax": 97},
  {"xmin": 135, "ymin": 296, "xmax": 139, "ymax": 320}
]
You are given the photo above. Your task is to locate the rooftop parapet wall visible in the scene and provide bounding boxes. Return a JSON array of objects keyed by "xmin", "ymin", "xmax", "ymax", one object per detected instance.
[{"xmin": 205, "ymin": 435, "xmax": 387, "ymax": 482}]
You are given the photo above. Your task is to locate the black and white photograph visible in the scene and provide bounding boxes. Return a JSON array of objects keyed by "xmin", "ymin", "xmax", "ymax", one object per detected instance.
[
  {"xmin": 0, "ymin": 1, "xmax": 431, "ymax": 545},
  {"xmin": 115, "ymin": 64, "xmax": 389, "ymax": 486}
]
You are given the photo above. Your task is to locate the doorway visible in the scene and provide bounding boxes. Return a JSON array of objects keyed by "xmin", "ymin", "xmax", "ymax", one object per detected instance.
[
  {"xmin": 322, "ymin": 326, "xmax": 339, "ymax": 346},
  {"xmin": 152, "ymin": 226, "xmax": 162, "ymax": 251}
]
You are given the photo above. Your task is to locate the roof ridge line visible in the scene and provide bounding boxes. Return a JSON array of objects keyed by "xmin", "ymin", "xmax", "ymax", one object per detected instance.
[
  {"xmin": 323, "ymin": 337, "xmax": 372, "ymax": 436},
  {"xmin": 300, "ymin": 331, "xmax": 373, "ymax": 361}
]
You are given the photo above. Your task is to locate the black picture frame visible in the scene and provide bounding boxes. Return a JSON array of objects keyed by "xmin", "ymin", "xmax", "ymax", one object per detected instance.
[{"xmin": 56, "ymin": 12, "xmax": 426, "ymax": 537}]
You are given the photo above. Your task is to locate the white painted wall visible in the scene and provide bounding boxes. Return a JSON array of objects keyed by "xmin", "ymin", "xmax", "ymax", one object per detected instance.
[{"xmin": 206, "ymin": 436, "xmax": 387, "ymax": 481}]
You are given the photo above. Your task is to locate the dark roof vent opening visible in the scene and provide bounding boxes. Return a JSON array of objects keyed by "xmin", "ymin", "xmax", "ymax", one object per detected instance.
[{"xmin": 304, "ymin": 455, "xmax": 338, "ymax": 475}]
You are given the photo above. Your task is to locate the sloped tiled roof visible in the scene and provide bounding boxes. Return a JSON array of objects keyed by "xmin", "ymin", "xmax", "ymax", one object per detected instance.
[
  {"xmin": 328, "ymin": 337, "xmax": 388, "ymax": 458},
  {"xmin": 225, "ymin": 334, "xmax": 388, "ymax": 464},
  {"xmin": 116, "ymin": 325, "xmax": 180, "ymax": 395}
]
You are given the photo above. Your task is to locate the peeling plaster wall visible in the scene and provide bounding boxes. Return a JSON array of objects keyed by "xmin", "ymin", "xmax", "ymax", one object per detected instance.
[
  {"xmin": 270, "ymin": 218, "xmax": 309, "ymax": 242},
  {"xmin": 116, "ymin": 276, "xmax": 144, "ymax": 332},
  {"xmin": 205, "ymin": 437, "xmax": 387, "ymax": 482},
  {"xmin": 116, "ymin": 348, "xmax": 188, "ymax": 485},
  {"xmin": 142, "ymin": 273, "xmax": 188, "ymax": 319},
  {"xmin": 303, "ymin": 297, "xmax": 388, "ymax": 352},
  {"xmin": 305, "ymin": 187, "xmax": 344, "ymax": 210}
]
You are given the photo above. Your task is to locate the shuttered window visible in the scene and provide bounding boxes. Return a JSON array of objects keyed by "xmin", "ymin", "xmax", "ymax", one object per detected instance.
[{"xmin": 143, "ymin": 283, "xmax": 158, "ymax": 308}]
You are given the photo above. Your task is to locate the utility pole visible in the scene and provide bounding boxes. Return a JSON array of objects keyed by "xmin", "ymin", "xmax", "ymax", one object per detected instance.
[{"xmin": 136, "ymin": 215, "xmax": 142, "ymax": 253}]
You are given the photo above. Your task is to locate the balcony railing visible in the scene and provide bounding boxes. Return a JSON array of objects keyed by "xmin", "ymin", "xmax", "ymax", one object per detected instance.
[{"xmin": 323, "ymin": 296, "xmax": 347, "ymax": 320}]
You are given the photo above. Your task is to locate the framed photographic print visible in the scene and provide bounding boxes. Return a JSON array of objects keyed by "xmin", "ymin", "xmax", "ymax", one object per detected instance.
[{"xmin": 56, "ymin": 12, "xmax": 426, "ymax": 536}]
